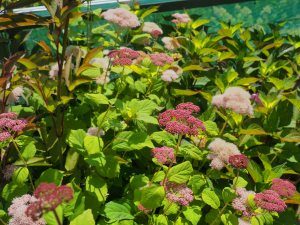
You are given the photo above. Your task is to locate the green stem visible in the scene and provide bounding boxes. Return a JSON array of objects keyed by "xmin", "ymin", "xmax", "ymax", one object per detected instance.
[
  {"xmin": 211, "ymin": 202, "xmax": 229, "ymax": 225},
  {"xmin": 232, "ymin": 170, "xmax": 240, "ymax": 190},
  {"xmin": 0, "ymin": 218, "xmax": 7, "ymax": 225},
  {"xmin": 219, "ymin": 119, "xmax": 228, "ymax": 136},
  {"xmin": 57, "ymin": 14, "xmax": 70, "ymax": 100},
  {"xmin": 53, "ymin": 209, "xmax": 62, "ymax": 225},
  {"xmin": 12, "ymin": 140, "xmax": 35, "ymax": 191}
]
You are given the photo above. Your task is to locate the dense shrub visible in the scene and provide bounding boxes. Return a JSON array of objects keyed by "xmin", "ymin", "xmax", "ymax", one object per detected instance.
[{"xmin": 0, "ymin": 1, "xmax": 299, "ymax": 225}]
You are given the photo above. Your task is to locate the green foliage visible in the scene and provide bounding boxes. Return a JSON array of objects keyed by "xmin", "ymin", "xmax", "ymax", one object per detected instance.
[{"xmin": 0, "ymin": 1, "xmax": 299, "ymax": 225}]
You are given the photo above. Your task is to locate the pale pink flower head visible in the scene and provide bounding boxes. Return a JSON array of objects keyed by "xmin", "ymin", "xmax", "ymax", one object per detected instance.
[
  {"xmin": 172, "ymin": 13, "xmax": 191, "ymax": 24},
  {"xmin": 212, "ymin": 87, "xmax": 253, "ymax": 116},
  {"xmin": 87, "ymin": 127, "xmax": 105, "ymax": 137},
  {"xmin": 162, "ymin": 37, "xmax": 180, "ymax": 50},
  {"xmin": 95, "ymin": 75, "xmax": 110, "ymax": 85},
  {"xmin": 8, "ymin": 194, "xmax": 46, "ymax": 225},
  {"xmin": 142, "ymin": 22, "xmax": 163, "ymax": 38},
  {"xmin": 101, "ymin": 8, "xmax": 140, "ymax": 28},
  {"xmin": 207, "ymin": 138, "xmax": 240, "ymax": 170},
  {"xmin": 229, "ymin": 154, "xmax": 249, "ymax": 169},
  {"xmin": 164, "ymin": 181, "xmax": 194, "ymax": 206},
  {"xmin": 152, "ymin": 146, "xmax": 176, "ymax": 165},
  {"xmin": 254, "ymin": 190, "xmax": 287, "ymax": 212},
  {"xmin": 150, "ymin": 53, "xmax": 174, "ymax": 66},
  {"xmin": 238, "ymin": 218, "xmax": 251, "ymax": 225},
  {"xmin": 161, "ymin": 69, "xmax": 179, "ymax": 82},
  {"xmin": 158, "ymin": 106, "xmax": 205, "ymax": 136},
  {"xmin": 209, "ymin": 156, "xmax": 225, "ymax": 170},
  {"xmin": 49, "ymin": 63, "xmax": 59, "ymax": 79},
  {"xmin": 232, "ymin": 188, "xmax": 255, "ymax": 217},
  {"xmin": 89, "ymin": 57, "xmax": 109, "ymax": 69},
  {"xmin": 7, "ymin": 86, "xmax": 24, "ymax": 104},
  {"xmin": 270, "ymin": 178, "xmax": 296, "ymax": 198}
]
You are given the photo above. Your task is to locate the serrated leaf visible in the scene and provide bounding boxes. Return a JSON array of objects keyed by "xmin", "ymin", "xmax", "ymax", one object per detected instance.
[
  {"xmin": 167, "ymin": 161, "xmax": 193, "ymax": 184},
  {"xmin": 202, "ymin": 188, "xmax": 220, "ymax": 209}
]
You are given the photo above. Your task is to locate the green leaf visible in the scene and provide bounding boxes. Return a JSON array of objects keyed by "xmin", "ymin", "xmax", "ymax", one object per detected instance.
[
  {"xmin": 221, "ymin": 213, "xmax": 238, "ymax": 225},
  {"xmin": 70, "ymin": 209, "xmax": 95, "ymax": 225},
  {"xmin": 233, "ymin": 176, "xmax": 248, "ymax": 188},
  {"xmin": 150, "ymin": 131, "xmax": 176, "ymax": 147},
  {"xmin": 183, "ymin": 205, "xmax": 202, "ymax": 225},
  {"xmin": 202, "ymin": 188, "xmax": 220, "ymax": 209},
  {"xmin": 36, "ymin": 168, "xmax": 63, "ymax": 186},
  {"xmin": 85, "ymin": 173, "xmax": 108, "ymax": 203},
  {"xmin": 103, "ymin": 201, "xmax": 134, "ymax": 223},
  {"xmin": 43, "ymin": 206, "xmax": 63, "ymax": 225},
  {"xmin": 183, "ymin": 65, "xmax": 204, "ymax": 71},
  {"xmin": 167, "ymin": 161, "xmax": 193, "ymax": 184},
  {"xmin": 192, "ymin": 19, "xmax": 210, "ymax": 29},
  {"xmin": 140, "ymin": 185, "xmax": 165, "ymax": 209},
  {"xmin": 234, "ymin": 77, "xmax": 259, "ymax": 86},
  {"xmin": 112, "ymin": 131, "xmax": 154, "ymax": 151},
  {"xmin": 12, "ymin": 167, "xmax": 29, "ymax": 184},
  {"xmin": 85, "ymin": 153, "xmax": 120, "ymax": 178},
  {"xmin": 204, "ymin": 121, "xmax": 219, "ymax": 136},
  {"xmin": 16, "ymin": 136, "xmax": 37, "ymax": 161},
  {"xmin": 2, "ymin": 182, "xmax": 28, "ymax": 202},
  {"xmin": 131, "ymin": 34, "xmax": 151, "ymax": 44},
  {"xmin": 65, "ymin": 149, "xmax": 80, "ymax": 171},
  {"xmin": 222, "ymin": 187, "xmax": 236, "ymax": 203},
  {"xmin": 179, "ymin": 140, "xmax": 203, "ymax": 160},
  {"xmin": 84, "ymin": 93, "xmax": 109, "ymax": 105},
  {"xmin": 67, "ymin": 129, "xmax": 86, "ymax": 154},
  {"xmin": 152, "ymin": 215, "xmax": 169, "ymax": 225},
  {"xmin": 171, "ymin": 89, "xmax": 200, "ymax": 96},
  {"xmin": 84, "ymin": 136, "xmax": 104, "ymax": 155},
  {"xmin": 247, "ymin": 160, "xmax": 263, "ymax": 183}
]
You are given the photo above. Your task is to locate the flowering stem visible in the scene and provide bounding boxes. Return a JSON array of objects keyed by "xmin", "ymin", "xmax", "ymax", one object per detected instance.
[
  {"xmin": 53, "ymin": 209, "xmax": 62, "ymax": 225},
  {"xmin": 0, "ymin": 217, "xmax": 7, "ymax": 225},
  {"xmin": 175, "ymin": 135, "xmax": 183, "ymax": 155},
  {"xmin": 219, "ymin": 119, "xmax": 227, "ymax": 136},
  {"xmin": 12, "ymin": 140, "xmax": 35, "ymax": 191},
  {"xmin": 232, "ymin": 170, "xmax": 240, "ymax": 190},
  {"xmin": 211, "ymin": 202, "xmax": 229, "ymax": 225}
]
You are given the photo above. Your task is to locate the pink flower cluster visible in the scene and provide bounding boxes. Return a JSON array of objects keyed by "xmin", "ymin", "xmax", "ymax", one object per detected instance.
[
  {"xmin": 232, "ymin": 188, "xmax": 255, "ymax": 217},
  {"xmin": 108, "ymin": 48, "xmax": 140, "ymax": 66},
  {"xmin": 25, "ymin": 183, "xmax": 73, "ymax": 221},
  {"xmin": 212, "ymin": 87, "xmax": 253, "ymax": 116},
  {"xmin": 8, "ymin": 194, "xmax": 46, "ymax": 225},
  {"xmin": 254, "ymin": 190, "xmax": 287, "ymax": 212},
  {"xmin": 150, "ymin": 53, "xmax": 174, "ymax": 66},
  {"xmin": 0, "ymin": 112, "xmax": 27, "ymax": 142},
  {"xmin": 270, "ymin": 178, "xmax": 296, "ymax": 198},
  {"xmin": 158, "ymin": 102, "xmax": 205, "ymax": 136},
  {"xmin": 101, "ymin": 8, "xmax": 140, "ymax": 28},
  {"xmin": 250, "ymin": 93, "xmax": 262, "ymax": 105},
  {"xmin": 164, "ymin": 181, "xmax": 194, "ymax": 206},
  {"xmin": 142, "ymin": 22, "xmax": 163, "ymax": 38},
  {"xmin": 207, "ymin": 138, "xmax": 240, "ymax": 170},
  {"xmin": 137, "ymin": 203, "xmax": 151, "ymax": 214},
  {"xmin": 152, "ymin": 146, "xmax": 176, "ymax": 165},
  {"xmin": 172, "ymin": 13, "xmax": 191, "ymax": 24},
  {"xmin": 229, "ymin": 154, "xmax": 249, "ymax": 169}
]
